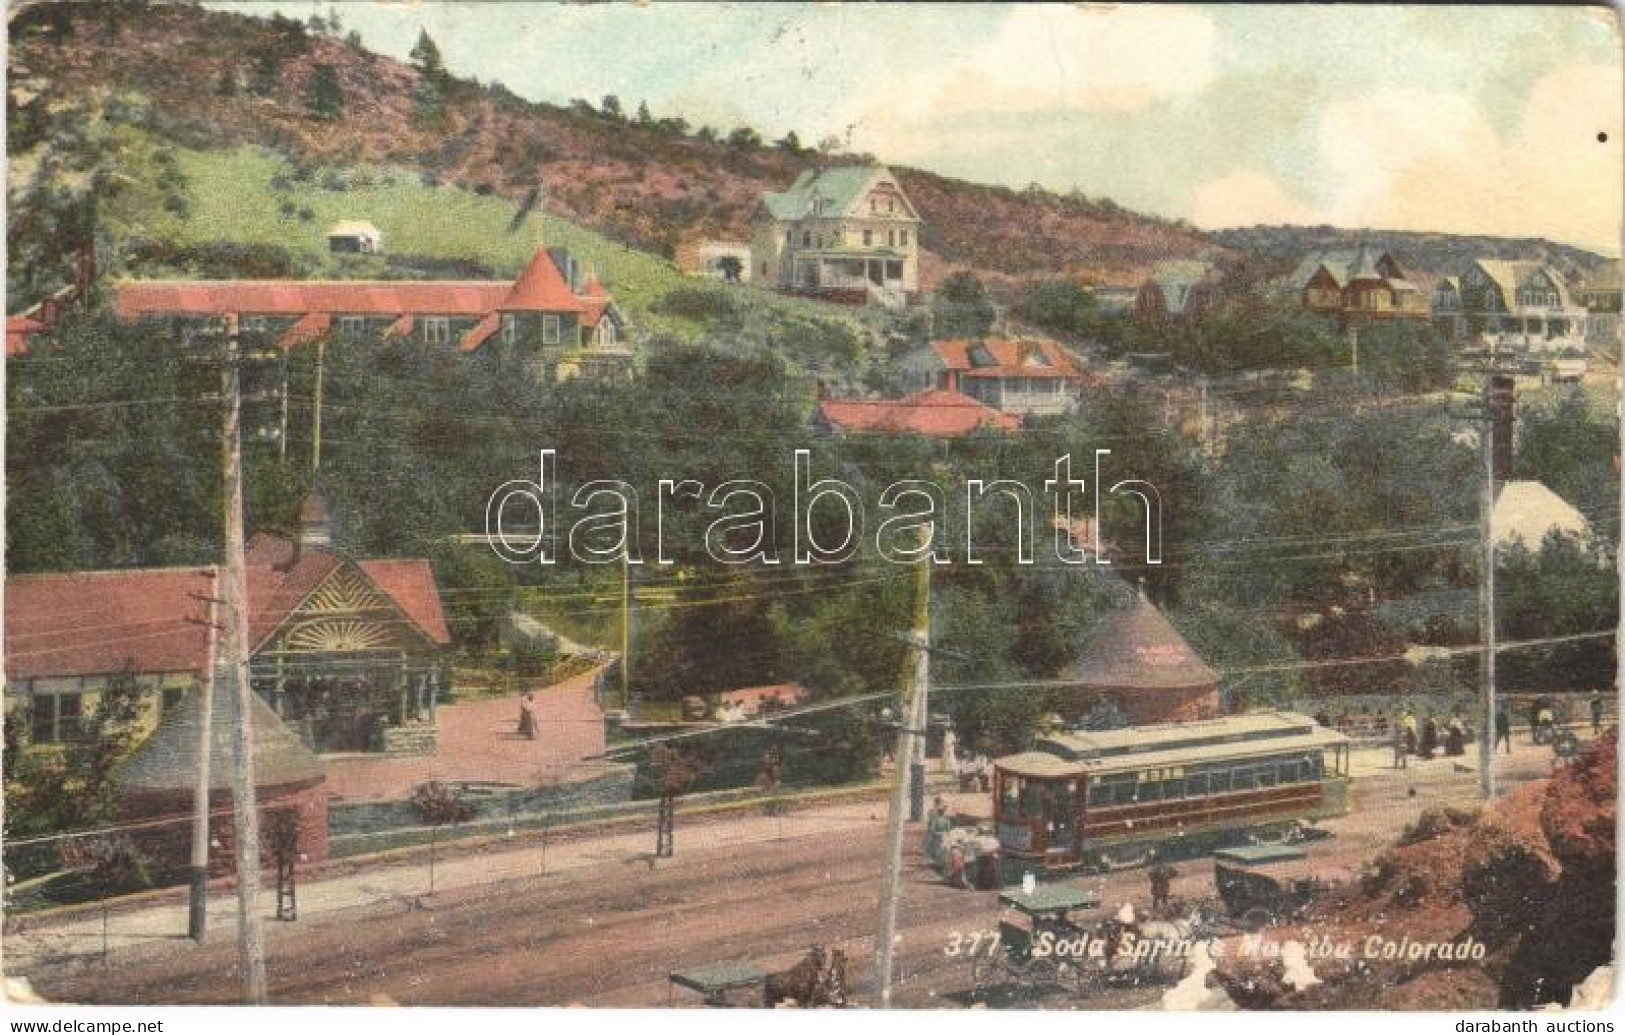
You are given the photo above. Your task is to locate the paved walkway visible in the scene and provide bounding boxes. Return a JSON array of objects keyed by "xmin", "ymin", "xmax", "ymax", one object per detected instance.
[{"xmin": 323, "ymin": 666, "xmax": 608, "ymax": 803}]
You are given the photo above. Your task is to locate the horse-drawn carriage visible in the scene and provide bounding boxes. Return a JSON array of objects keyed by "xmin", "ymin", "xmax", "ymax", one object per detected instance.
[{"xmin": 1211, "ymin": 844, "xmax": 1346, "ymax": 930}]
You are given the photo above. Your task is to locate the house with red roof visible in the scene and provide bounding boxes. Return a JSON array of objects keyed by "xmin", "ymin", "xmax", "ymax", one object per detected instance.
[
  {"xmin": 107, "ymin": 245, "xmax": 628, "ymax": 379},
  {"xmin": 815, "ymin": 387, "xmax": 1019, "ymax": 439},
  {"xmin": 900, "ymin": 338, "xmax": 1092, "ymax": 418},
  {"xmin": 5, "ymin": 495, "xmax": 452, "ymax": 757}
]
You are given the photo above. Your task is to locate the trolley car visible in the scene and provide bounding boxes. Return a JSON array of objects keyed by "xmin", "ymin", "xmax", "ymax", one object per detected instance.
[{"xmin": 992, "ymin": 712, "xmax": 1352, "ymax": 876}]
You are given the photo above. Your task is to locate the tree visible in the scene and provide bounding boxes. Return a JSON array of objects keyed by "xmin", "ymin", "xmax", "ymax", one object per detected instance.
[
  {"xmin": 635, "ymin": 100, "xmax": 652, "ymax": 126},
  {"xmin": 409, "ymin": 28, "xmax": 446, "ymax": 79},
  {"xmin": 726, "ymin": 126, "xmax": 762, "ymax": 149},
  {"xmin": 599, "ymin": 94, "xmax": 624, "ymax": 121},
  {"xmin": 214, "ymin": 66, "xmax": 238, "ymax": 98},
  {"xmin": 932, "ymin": 270, "xmax": 996, "ymax": 339},
  {"xmin": 717, "ymin": 255, "xmax": 744, "ymax": 283},
  {"xmin": 304, "ymin": 64, "xmax": 344, "ymax": 121},
  {"xmin": 776, "ymin": 130, "xmax": 803, "ymax": 153}
]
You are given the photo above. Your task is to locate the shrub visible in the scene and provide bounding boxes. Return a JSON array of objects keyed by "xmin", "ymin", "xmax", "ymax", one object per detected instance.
[{"xmin": 409, "ymin": 781, "xmax": 476, "ymax": 826}]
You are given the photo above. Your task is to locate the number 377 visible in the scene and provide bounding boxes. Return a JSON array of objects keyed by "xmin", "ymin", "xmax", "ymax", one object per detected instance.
[{"xmin": 944, "ymin": 930, "xmax": 1001, "ymax": 958}]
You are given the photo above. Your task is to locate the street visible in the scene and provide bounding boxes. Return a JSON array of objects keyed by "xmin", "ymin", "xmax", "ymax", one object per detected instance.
[{"xmin": 10, "ymin": 736, "xmax": 1570, "ymax": 1008}]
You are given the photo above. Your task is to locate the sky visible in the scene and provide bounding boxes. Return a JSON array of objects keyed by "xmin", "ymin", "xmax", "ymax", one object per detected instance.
[{"xmin": 209, "ymin": 2, "xmax": 1623, "ymax": 253}]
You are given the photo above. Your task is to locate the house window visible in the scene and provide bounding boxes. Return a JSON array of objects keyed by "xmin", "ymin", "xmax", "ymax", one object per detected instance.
[
  {"xmin": 162, "ymin": 685, "xmax": 187, "ymax": 712},
  {"xmin": 501, "ymin": 314, "xmax": 518, "ymax": 345},
  {"xmin": 887, "ymin": 230, "xmax": 895, "ymax": 247},
  {"xmin": 863, "ymin": 229, "xmax": 872, "ymax": 247},
  {"xmin": 802, "ymin": 231, "xmax": 811, "ymax": 248},
  {"xmin": 542, "ymin": 314, "xmax": 561, "ymax": 345},
  {"xmin": 422, "ymin": 317, "xmax": 451, "ymax": 346},
  {"xmin": 900, "ymin": 230, "xmax": 909, "ymax": 247},
  {"xmin": 242, "ymin": 316, "xmax": 270, "ymax": 333},
  {"xmin": 338, "ymin": 316, "xmax": 367, "ymax": 338},
  {"xmin": 30, "ymin": 687, "xmax": 84, "ymax": 744},
  {"xmin": 601, "ymin": 320, "xmax": 616, "ymax": 345}
]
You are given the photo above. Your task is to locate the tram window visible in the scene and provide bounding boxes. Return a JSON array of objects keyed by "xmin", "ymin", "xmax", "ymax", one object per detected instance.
[
  {"xmin": 1209, "ymin": 769, "xmax": 1231, "ymax": 793},
  {"xmin": 1138, "ymin": 780, "xmax": 1160, "ymax": 803},
  {"xmin": 1022, "ymin": 781, "xmax": 1045, "ymax": 819},
  {"xmin": 1279, "ymin": 761, "xmax": 1300, "ymax": 784},
  {"xmin": 1088, "ymin": 783, "xmax": 1109, "ymax": 807},
  {"xmin": 1308, "ymin": 754, "xmax": 1324, "ymax": 779},
  {"xmin": 1185, "ymin": 774, "xmax": 1208, "ymax": 797},
  {"xmin": 1161, "ymin": 777, "xmax": 1185, "ymax": 800},
  {"xmin": 1112, "ymin": 781, "xmax": 1137, "ymax": 806},
  {"xmin": 1233, "ymin": 767, "xmax": 1255, "ymax": 790},
  {"xmin": 1255, "ymin": 764, "xmax": 1277, "ymax": 788}
]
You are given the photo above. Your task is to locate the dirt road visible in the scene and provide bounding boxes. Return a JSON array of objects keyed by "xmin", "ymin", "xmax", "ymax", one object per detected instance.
[{"xmin": 19, "ymin": 745, "xmax": 1557, "ymax": 1009}]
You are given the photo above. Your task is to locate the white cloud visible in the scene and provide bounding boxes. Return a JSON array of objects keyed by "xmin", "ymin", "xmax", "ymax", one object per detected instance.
[
  {"xmin": 1311, "ymin": 65, "xmax": 1623, "ymax": 251},
  {"xmin": 844, "ymin": 4, "xmax": 1216, "ymax": 149}
]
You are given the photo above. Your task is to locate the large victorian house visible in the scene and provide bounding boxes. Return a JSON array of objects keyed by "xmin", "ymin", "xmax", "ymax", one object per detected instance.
[
  {"xmin": 1284, "ymin": 246, "xmax": 1428, "ymax": 329},
  {"xmin": 1434, "ymin": 259, "xmax": 1588, "ymax": 352},
  {"xmin": 750, "ymin": 164, "xmax": 920, "ymax": 307},
  {"xmin": 899, "ymin": 338, "xmax": 1091, "ymax": 418}
]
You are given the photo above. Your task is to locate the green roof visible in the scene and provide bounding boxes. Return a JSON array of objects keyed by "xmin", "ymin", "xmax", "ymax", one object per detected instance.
[
  {"xmin": 760, "ymin": 164, "xmax": 914, "ymax": 222},
  {"xmin": 1212, "ymin": 844, "xmax": 1308, "ymax": 866}
]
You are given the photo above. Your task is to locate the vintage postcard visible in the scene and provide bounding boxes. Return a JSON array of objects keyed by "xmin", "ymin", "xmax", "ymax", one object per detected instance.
[{"xmin": 2, "ymin": 0, "xmax": 1620, "ymax": 1021}]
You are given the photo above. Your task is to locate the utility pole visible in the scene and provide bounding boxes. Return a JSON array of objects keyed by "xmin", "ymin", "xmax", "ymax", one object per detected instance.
[
  {"xmin": 220, "ymin": 315, "xmax": 268, "ymax": 1004},
  {"xmin": 1478, "ymin": 375, "xmax": 1510, "ymax": 800},
  {"xmin": 620, "ymin": 544, "xmax": 631, "ymax": 713},
  {"xmin": 186, "ymin": 568, "xmax": 222, "ymax": 943},
  {"xmin": 875, "ymin": 525, "xmax": 931, "ymax": 1009},
  {"xmin": 310, "ymin": 338, "xmax": 325, "ymax": 475},
  {"xmin": 1351, "ymin": 325, "xmax": 1360, "ymax": 379},
  {"xmin": 1198, "ymin": 374, "xmax": 1211, "ymax": 455}
]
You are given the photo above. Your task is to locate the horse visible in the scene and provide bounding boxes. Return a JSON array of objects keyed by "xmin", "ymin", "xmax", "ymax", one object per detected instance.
[{"xmin": 764, "ymin": 945, "xmax": 850, "ymax": 1007}]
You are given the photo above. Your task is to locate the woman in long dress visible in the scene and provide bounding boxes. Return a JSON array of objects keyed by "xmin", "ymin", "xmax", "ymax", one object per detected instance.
[{"xmin": 517, "ymin": 691, "xmax": 537, "ymax": 740}]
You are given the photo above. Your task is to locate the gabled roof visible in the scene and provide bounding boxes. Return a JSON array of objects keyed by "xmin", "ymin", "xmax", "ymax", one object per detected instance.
[
  {"xmin": 326, "ymin": 220, "xmax": 380, "ymax": 239},
  {"xmin": 5, "ymin": 567, "xmax": 216, "ymax": 681},
  {"xmin": 817, "ymin": 388, "xmax": 1019, "ymax": 438},
  {"xmin": 1066, "ymin": 590, "xmax": 1218, "ymax": 692},
  {"xmin": 7, "ymin": 543, "xmax": 452, "ymax": 681},
  {"xmin": 1492, "ymin": 480, "xmax": 1592, "ymax": 548},
  {"xmin": 458, "ymin": 312, "xmax": 500, "ymax": 352},
  {"xmin": 1286, "ymin": 246, "xmax": 1406, "ymax": 291},
  {"xmin": 118, "ymin": 679, "xmax": 324, "ymax": 794},
  {"xmin": 1471, "ymin": 259, "xmax": 1573, "ymax": 309},
  {"xmin": 760, "ymin": 164, "xmax": 917, "ymax": 222},
  {"xmin": 929, "ymin": 338, "xmax": 1087, "ymax": 380}
]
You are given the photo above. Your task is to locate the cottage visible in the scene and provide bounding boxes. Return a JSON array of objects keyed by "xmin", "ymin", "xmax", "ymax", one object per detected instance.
[
  {"xmin": 1136, "ymin": 261, "xmax": 1220, "ymax": 322},
  {"xmin": 4, "ymin": 495, "xmax": 452, "ymax": 757},
  {"xmin": 751, "ymin": 163, "xmax": 920, "ymax": 307},
  {"xmin": 1447, "ymin": 259, "xmax": 1588, "ymax": 352},
  {"xmin": 815, "ymin": 388, "xmax": 1019, "ymax": 439},
  {"xmin": 326, "ymin": 220, "xmax": 383, "ymax": 255},
  {"xmin": 901, "ymin": 338, "xmax": 1091, "ymax": 418},
  {"xmin": 1574, "ymin": 262, "xmax": 1622, "ymax": 346},
  {"xmin": 111, "ymin": 245, "xmax": 628, "ymax": 381},
  {"xmin": 1284, "ymin": 246, "xmax": 1428, "ymax": 328}
]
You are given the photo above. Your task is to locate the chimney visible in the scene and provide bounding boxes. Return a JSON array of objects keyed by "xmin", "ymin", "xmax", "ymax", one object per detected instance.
[{"xmin": 1486, "ymin": 374, "xmax": 1515, "ymax": 486}]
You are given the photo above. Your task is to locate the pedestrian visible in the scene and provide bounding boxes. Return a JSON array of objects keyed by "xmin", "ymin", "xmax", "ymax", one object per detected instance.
[
  {"xmin": 924, "ymin": 797, "xmax": 952, "ymax": 869},
  {"xmin": 1495, "ymin": 706, "xmax": 1512, "ymax": 755},
  {"xmin": 1537, "ymin": 703, "xmax": 1554, "ymax": 744},
  {"xmin": 517, "ymin": 691, "xmax": 537, "ymax": 740},
  {"xmin": 1589, "ymin": 690, "xmax": 1604, "ymax": 735},
  {"xmin": 1420, "ymin": 713, "xmax": 1439, "ymax": 760},
  {"xmin": 1391, "ymin": 720, "xmax": 1408, "ymax": 769},
  {"xmin": 1528, "ymin": 700, "xmax": 1542, "ymax": 744},
  {"xmin": 1148, "ymin": 856, "xmax": 1178, "ymax": 913},
  {"xmin": 1402, "ymin": 709, "xmax": 1418, "ymax": 757},
  {"xmin": 1445, "ymin": 717, "xmax": 1465, "ymax": 757}
]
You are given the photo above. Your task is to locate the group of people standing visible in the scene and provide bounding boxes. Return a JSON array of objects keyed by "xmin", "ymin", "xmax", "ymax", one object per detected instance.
[{"xmin": 1389, "ymin": 708, "xmax": 1469, "ymax": 767}]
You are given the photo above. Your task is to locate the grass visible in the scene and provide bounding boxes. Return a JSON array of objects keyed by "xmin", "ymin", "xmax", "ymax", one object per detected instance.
[{"xmin": 142, "ymin": 145, "xmax": 864, "ymax": 342}]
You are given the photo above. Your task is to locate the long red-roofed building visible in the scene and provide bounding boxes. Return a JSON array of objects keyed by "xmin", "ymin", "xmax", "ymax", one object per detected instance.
[
  {"xmin": 94, "ymin": 246, "xmax": 628, "ymax": 377},
  {"xmin": 816, "ymin": 387, "xmax": 1020, "ymax": 438}
]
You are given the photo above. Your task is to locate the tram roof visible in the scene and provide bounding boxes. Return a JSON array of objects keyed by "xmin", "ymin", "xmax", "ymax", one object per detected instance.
[
  {"xmin": 1037, "ymin": 711, "xmax": 1329, "ymax": 761},
  {"xmin": 996, "ymin": 719, "xmax": 1349, "ymax": 780}
]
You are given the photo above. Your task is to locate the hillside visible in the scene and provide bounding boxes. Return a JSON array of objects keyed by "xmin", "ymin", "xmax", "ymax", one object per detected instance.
[
  {"xmin": 1211, "ymin": 224, "xmax": 1613, "ymax": 282},
  {"xmin": 6, "ymin": 0, "xmax": 1219, "ymax": 306}
]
